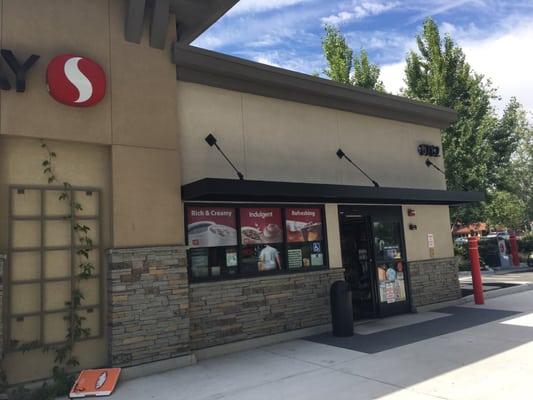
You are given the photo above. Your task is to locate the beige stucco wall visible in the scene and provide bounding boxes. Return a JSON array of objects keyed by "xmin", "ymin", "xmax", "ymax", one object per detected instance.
[
  {"xmin": 112, "ymin": 145, "xmax": 183, "ymax": 246},
  {"xmin": 0, "ymin": 136, "xmax": 111, "ymax": 384},
  {"xmin": 0, "ymin": 137, "xmax": 112, "ymax": 248},
  {"xmin": 177, "ymin": 82, "xmax": 447, "ymax": 190},
  {"xmin": 0, "ymin": 0, "xmax": 182, "ymax": 248},
  {"xmin": 402, "ymin": 205, "xmax": 454, "ymax": 261},
  {"xmin": 0, "ymin": 0, "xmax": 112, "ymax": 144},
  {"xmin": 0, "ymin": 0, "xmax": 182, "ymax": 384},
  {"xmin": 325, "ymin": 204, "xmax": 342, "ymax": 269},
  {"xmin": 0, "ymin": 0, "xmax": 179, "ymax": 149}
]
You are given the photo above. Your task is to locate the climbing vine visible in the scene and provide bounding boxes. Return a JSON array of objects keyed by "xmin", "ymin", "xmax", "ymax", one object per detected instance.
[
  {"xmin": 4, "ymin": 141, "xmax": 95, "ymax": 399},
  {"xmin": 40, "ymin": 140, "xmax": 94, "ymax": 374}
]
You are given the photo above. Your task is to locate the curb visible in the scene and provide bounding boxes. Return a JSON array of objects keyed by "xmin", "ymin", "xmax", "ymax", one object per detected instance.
[{"xmin": 494, "ymin": 267, "xmax": 533, "ymax": 275}]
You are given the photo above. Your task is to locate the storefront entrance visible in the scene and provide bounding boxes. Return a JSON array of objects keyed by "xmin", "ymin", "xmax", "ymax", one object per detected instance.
[{"xmin": 339, "ymin": 205, "xmax": 411, "ymax": 320}]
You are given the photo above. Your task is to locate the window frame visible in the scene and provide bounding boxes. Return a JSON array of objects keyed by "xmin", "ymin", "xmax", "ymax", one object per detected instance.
[{"xmin": 185, "ymin": 203, "xmax": 329, "ymax": 283}]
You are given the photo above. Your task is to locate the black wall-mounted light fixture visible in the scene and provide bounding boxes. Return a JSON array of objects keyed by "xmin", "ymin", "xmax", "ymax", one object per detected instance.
[
  {"xmin": 425, "ymin": 158, "xmax": 470, "ymax": 191},
  {"xmin": 205, "ymin": 133, "xmax": 244, "ymax": 180},
  {"xmin": 336, "ymin": 148, "xmax": 380, "ymax": 188}
]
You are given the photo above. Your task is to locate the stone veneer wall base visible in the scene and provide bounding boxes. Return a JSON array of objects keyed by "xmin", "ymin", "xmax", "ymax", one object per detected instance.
[
  {"xmin": 107, "ymin": 246, "xmax": 190, "ymax": 368},
  {"xmin": 189, "ymin": 269, "xmax": 345, "ymax": 350},
  {"xmin": 409, "ymin": 257, "xmax": 461, "ymax": 308}
]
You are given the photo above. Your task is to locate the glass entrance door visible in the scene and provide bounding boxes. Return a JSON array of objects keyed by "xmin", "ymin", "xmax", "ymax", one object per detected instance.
[
  {"xmin": 340, "ymin": 215, "xmax": 377, "ymax": 319},
  {"xmin": 339, "ymin": 206, "xmax": 411, "ymax": 319}
]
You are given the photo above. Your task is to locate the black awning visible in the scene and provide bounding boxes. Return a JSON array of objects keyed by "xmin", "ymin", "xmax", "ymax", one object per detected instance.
[{"xmin": 181, "ymin": 178, "xmax": 485, "ymax": 205}]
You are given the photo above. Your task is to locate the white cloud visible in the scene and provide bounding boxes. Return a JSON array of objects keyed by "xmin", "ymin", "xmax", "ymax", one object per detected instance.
[
  {"xmin": 321, "ymin": 1, "xmax": 399, "ymax": 25},
  {"xmin": 227, "ymin": 0, "xmax": 311, "ymax": 16},
  {"xmin": 379, "ymin": 17, "xmax": 533, "ymax": 116},
  {"xmin": 407, "ymin": 0, "xmax": 486, "ymax": 24},
  {"xmin": 194, "ymin": 3, "xmax": 325, "ymax": 51},
  {"xmin": 381, "ymin": 61, "xmax": 406, "ymax": 95},
  {"xmin": 463, "ymin": 18, "xmax": 533, "ymax": 116},
  {"xmin": 247, "ymin": 49, "xmax": 324, "ymax": 75},
  {"xmin": 322, "ymin": 11, "xmax": 353, "ymax": 25},
  {"xmin": 253, "ymin": 55, "xmax": 282, "ymax": 68}
]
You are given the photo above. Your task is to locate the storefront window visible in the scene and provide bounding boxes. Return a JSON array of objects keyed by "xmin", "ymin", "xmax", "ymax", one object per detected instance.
[
  {"xmin": 285, "ymin": 207, "xmax": 325, "ymax": 269},
  {"xmin": 189, "ymin": 246, "xmax": 239, "ymax": 279},
  {"xmin": 240, "ymin": 244, "xmax": 284, "ymax": 274},
  {"xmin": 287, "ymin": 242, "xmax": 325, "ymax": 269},
  {"xmin": 186, "ymin": 204, "xmax": 327, "ymax": 281}
]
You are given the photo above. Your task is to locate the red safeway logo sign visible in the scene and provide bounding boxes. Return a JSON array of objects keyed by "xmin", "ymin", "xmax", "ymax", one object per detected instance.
[{"xmin": 46, "ymin": 54, "xmax": 106, "ymax": 107}]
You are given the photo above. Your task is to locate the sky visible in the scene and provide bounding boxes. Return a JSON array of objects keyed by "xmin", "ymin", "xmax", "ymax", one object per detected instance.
[{"xmin": 192, "ymin": 0, "xmax": 533, "ymax": 116}]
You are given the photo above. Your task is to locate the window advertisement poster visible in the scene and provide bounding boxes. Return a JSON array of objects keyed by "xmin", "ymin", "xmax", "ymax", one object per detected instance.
[
  {"xmin": 187, "ymin": 206, "xmax": 237, "ymax": 248},
  {"xmin": 285, "ymin": 207, "xmax": 323, "ymax": 243},
  {"xmin": 377, "ymin": 260, "xmax": 407, "ymax": 303},
  {"xmin": 240, "ymin": 207, "xmax": 283, "ymax": 244}
]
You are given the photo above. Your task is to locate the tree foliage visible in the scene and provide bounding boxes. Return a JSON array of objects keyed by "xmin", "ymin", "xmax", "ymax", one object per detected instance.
[
  {"xmin": 321, "ymin": 24, "xmax": 384, "ymax": 91},
  {"xmin": 485, "ymin": 190, "xmax": 527, "ymax": 230},
  {"xmin": 322, "ymin": 24, "xmax": 353, "ymax": 85},
  {"xmin": 353, "ymin": 49, "xmax": 385, "ymax": 91},
  {"xmin": 403, "ymin": 18, "xmax": 532, "ymax": 229},
  {"xmin": 404, "ymin": 18, "xmax": 495, "ymax": 194},
  {"xmin": 487, "ymin": 97, "xmax": 526, "ymax": 192},
  {"xmin": 509, "ymin": 112, "xmax": 533, "ymax": 223}
]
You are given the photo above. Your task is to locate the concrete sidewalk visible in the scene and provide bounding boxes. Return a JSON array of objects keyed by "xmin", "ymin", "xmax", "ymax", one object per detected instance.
[{"xmin": 106, "ymin": 290, "xmax": 533, "ymax": 400}]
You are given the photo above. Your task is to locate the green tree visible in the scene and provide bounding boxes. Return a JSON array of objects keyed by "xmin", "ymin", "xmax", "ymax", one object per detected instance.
[
  {"xmin": 487, "ymin": 98, "xmax": 529, "ymax": 192},
  {"xmin": 352, "ymin": 49, "xmax": 385, "ymax": 91},
  {"xmin": 322, "ymin": 24, "xmax": 352, "ymax": 85},
  {"xmin": 404, "ymin": 18, "xmax": 532, "ymax": 229},
  {"xmin": 404, "ymin": 18, "xmax": 495, "ymax": 192},
  {"xmin": 321, "ymin": 24, "xmax": 385, "ymax": 91},
  {"xmin": 403, "ymin": 18, "xmax": 498, "ymax": 224},
  {"xmin": 509, "ymin": 111, "xmax": 533, "ymax": 225},
  {"xmin": 485, "ymin": 190, "xmax": 527, "ymax": 230}
]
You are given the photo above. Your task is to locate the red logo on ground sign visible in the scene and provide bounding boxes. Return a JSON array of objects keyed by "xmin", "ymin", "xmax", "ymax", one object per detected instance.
[{"xmin": 46, "ymin": 54, "xmax": 106, "ymax": 107}]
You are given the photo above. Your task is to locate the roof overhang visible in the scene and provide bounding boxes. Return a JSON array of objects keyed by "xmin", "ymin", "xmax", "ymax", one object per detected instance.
[
  {"xmin": 181, "ymin": 178, "xmax": 485, "ymax": 205},
  {"xmin": 171, "ymin": 0, "xmax": 239, "ymax": 44},
  {"xmin": 173, "ymin": 45, "xmax": 458, "ymax": 129},
  {"xmin": 125, "ymin": 0, "xmax": 239, "ymax": 48}
]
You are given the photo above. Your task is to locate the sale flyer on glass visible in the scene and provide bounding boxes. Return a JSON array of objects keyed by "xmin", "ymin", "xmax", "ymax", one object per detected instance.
[
  {"xmin": 187, "ymin": 206, "xmax": 237, "ymax": 247},
  {"xmin": 285, "ymin": 207, "xmax": 322, "ymax": 243},
  {"xmin": 240, "ymin": 207, "xmax": 283, "ymax": 244}
]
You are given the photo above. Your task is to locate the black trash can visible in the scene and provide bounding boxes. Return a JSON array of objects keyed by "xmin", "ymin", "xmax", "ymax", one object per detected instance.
[{"xmin": 330, "ymin": 280, "xmax": 354, "ymax": 337}]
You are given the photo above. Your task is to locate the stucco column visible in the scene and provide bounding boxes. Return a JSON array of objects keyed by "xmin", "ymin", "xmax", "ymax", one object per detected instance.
[
  {"xmin": 108, "ymin": 1, "xmax": 183, "ymax": 248},
  {"xmin": 325, "ymin": 204, "xmax": 342, "ymax": 269}
]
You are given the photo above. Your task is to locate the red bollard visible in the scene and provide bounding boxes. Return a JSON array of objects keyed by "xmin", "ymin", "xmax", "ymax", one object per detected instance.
[
  {"xmin": 468, "ymin": 237, "xmax": 484, "ymax": 305},
  {"xmin": 509, "ymin": 234, "xmax": 520, "ymax": 267}
]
